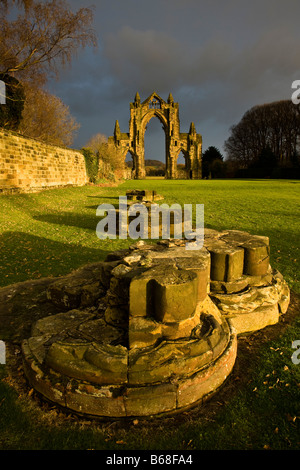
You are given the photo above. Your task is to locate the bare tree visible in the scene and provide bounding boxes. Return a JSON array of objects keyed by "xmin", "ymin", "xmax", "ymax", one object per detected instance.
[
  {"xmin": 225, "ymin": 100, "xmax": 300, "ymax": 169},
  {"xmin": 0, "ymin": 0, "xmax": 96, "ymax": 143},
  {"xmin": 85, "ymin": 133, "xmax": 125, "ymax": 171},
  {"xmin": 85, "ymin": 133, "xmax": 108, "ymax": 153},
  {"xmin": 0, "ymin": 0, "xmax": 97, "ymax": 84},
  {"xmin": 85, "ymin": 133, "xmax": 126, "ymax": 179},
  {"xmin": 19, "ymin": 82, "xmax": 80, "ymax": 146},
  {"xmin": 0, "ymin": 0, "xmax": 34, "ymax": 12},
  {"xmin": 99, "ymin": 141, "xmax": 125, "ymax": 175}
]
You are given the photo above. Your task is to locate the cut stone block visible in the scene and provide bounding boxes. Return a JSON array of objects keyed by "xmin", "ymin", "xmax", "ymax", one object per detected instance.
[
  {"xmin": 243, "ymin": 239, "xmax": 270, "ymax": 276},
  {"xmin": 129, "ymin": 316, "xmax": 162, "ymax": 349},
  {"xmin": 229, "ymin": 304, "xmax": 280, "ymax": 334},
  {"xmin": 128, "ymin": 338, "xmax": 213, "ymax": 385},
  {"xmin": 65, "ymin": 383, "xmax": 126, "ymax": 418},
  {"xmin": 125, "ymin": 383, "xmax": 177, "ymax": 416},
  {"xmin": 45, "ymin": 341, "xmax": 128, "ymax": 385},
  {"xmin": 22, "ymin": 341, "xmax": 66, "ymax": 406},
  {"xmin": 177, "ymin": 332, "xmax": 237, "ymax": 409},
  {"xmin": 153, "ymin": 268, "xmax": 198, "ymax": 323},
  {"xmin": 220, "ymin": 230, "xmax": 269, "ymax": 246},
  {"xmin": 207, "ymin": 241, "xmax": 244, "ymax": 282},
  {"xmin": 175, "ymin": 250, "xmax": 211, "ymax": 301},
  {"xmin": 161, "ymin": 305, "xmax": 201, "ymax": 340},
  {"xmin": 129, "ymin": 275, "xmax": 152, "ymax": 317}
]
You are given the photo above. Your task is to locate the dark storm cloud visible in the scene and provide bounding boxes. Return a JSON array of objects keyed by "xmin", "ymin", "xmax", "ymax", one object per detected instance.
[
  {"xmin": 103, "ymin": 27, "xmax": 235, "ymax": 95},
  {"xmin": 102, "ymin": 23, "xmax": 299, "ymax": 103},
  {"xmin": 49, "ymin": 0, "xmax": 300, "ymax": 154}
]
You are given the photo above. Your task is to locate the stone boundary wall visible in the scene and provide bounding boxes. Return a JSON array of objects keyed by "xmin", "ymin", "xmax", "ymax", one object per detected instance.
[{"xmin": 0, "ymin": 129, "xmax": 88, "ymax": 193}]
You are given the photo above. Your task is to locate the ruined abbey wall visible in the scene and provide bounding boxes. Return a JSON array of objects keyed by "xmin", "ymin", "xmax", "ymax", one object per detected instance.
[{"xmin": 0, "ymin": 129, "xmax": 88, "ymax": 193}]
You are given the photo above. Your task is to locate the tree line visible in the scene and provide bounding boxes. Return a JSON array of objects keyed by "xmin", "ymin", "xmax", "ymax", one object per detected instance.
[{"xmin": 224, "ymin": 100, "xmax": 300, "ymax": 178}]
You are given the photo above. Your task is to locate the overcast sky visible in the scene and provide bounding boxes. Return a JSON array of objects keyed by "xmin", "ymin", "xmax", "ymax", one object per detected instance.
[{"xmin": 48, "ymin": 0, "xmax": 300, "ymax": 162}]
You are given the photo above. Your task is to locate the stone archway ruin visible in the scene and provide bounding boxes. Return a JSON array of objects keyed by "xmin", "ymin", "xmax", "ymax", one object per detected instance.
[{"xmin": 108, "ymin": 92, "xmax": 202, "ymax": 179}]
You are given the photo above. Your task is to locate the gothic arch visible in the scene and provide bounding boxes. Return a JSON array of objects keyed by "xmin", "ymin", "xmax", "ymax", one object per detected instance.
[
  {"xmin": 176, "ymin": 148, "xmax": 191, "ymax": 179},
  {"xmin": 141, "ymin": 109, "xmax": 168, "ymax": 135},
  {"xmin": 108, "ymin": 92, "xmax": 202, "ymax": 179}
]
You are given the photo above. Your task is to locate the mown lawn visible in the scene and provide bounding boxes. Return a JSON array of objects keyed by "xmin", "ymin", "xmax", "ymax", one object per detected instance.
[{"xmin": 0, "ymin": 179, "xmax": 299, "ymax": 450}]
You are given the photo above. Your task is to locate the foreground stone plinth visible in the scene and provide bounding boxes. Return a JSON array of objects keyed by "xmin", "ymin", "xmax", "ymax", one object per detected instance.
[
  {"xmin": 1, "ymin": 228, "xmax": 289, "ymax": 418},
  {"xmin": 126, "ymin": 189, "xmax": 164, "ymax": 202}
]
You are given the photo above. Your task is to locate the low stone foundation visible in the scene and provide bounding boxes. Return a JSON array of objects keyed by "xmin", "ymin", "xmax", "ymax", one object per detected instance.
[{"xmin": 13, "ymin": 228, "xmax": 289, "ymax": 418}]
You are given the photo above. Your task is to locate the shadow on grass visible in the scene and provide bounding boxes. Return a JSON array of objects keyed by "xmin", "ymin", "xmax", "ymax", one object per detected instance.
[
  {"xmin": 0, "ymin": 231, "xmax": 110, "ymax": 287},
  {"xmin": 86, "ymin": 195, "xmax": 122, "ymax": 200},
  {"xmin": 33, "ymin": 211, "xmax": 100, "ymax": 231}
]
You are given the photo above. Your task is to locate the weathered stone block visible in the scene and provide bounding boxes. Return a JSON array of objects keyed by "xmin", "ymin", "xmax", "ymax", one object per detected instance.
[
  {"xmin": 104, "ymin": 305, "xmax": 128, "ymax": 329},
  {"xmin": 210, "ymin": 277, "xmax": 249, "ymax": 294},
  {"xmin": 208, "ymin": 241, "xmax": 244, "ymax": 282},
  {"xmin": 129, "ymin": 316, "xmax": 162, "ymax": 349},
  {"xmin": 128, "ymin": 337, "xmax": 214, "ymax": 385},
  {"xmin": 47, "ymin": 272, "xmax": 104, "ymax": 311},
  {"xmin": 177, "ymin": 332, "xmax": 237, "ymax": 409},
  {"xmin": 0, "ymin": 129, "xmax": 87, "ymax": 193},
  {"xmin": 175, "ymin": 251, "xmax": 211, "ymax": 301},
  {"xmin": 31, "ymin": 310, "xmax": 95, "ymax": 338},
  {"xmin": 45, "ymin": 341, "xmax": 128, "ymax": 385},
  {"xmin": 99, "ymin": 260, "xmax": 120, "ymax": 288},
  {"xmin": 153, "ymin": 268, "xmax": 198, "ymax": 323},
  {"xmin": 243, "ymin": 239, "xmax": 270, "ymax": 276},
  {"xmin": 161, "ymin": 306, "xmax": 201, "ymax": 340},
  {"xmin": 16, "ymin": 230, "xmax": 290, "ymax": 419},
  {"xmin": 229, "ymin": 304, "xmax": 280, "ymax": 334},
  {"xmin": 65, "ymin": 383, "xmax": 126, "ymax": 417},
  {"xmin": 124, "ymin": 383, "xmax": 177, "ymax": 416},
  {"xmin": 81, "ymin": 282, "xmax": 105, "ymax": 307},
  {"xmin": 22, "ymin": 340, "xmax": 66, "ymax": 406},
  {"xmin": 129, "ymin": 276, "xmax": 151, "ymax": 317}
]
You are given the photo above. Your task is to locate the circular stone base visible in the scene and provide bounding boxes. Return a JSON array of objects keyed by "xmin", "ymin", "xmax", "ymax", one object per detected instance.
[
  {"xmin": 20, "ymin": 229, "xmax": 290, "ymax": 418},
  {"xmin": 21, "ymin": 303, "xmax": 237, "ymax": 418}
]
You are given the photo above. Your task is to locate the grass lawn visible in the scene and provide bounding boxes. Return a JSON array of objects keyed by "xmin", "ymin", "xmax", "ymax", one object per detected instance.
[{"xmin": 0, "ymin": 179, "xmax": 299, "ymax": 450}]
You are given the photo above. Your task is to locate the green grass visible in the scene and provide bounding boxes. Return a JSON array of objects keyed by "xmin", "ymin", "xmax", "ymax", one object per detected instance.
[{"xmin": 0, "ymin": 179, "xmax": 299, "ymax": 450}]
